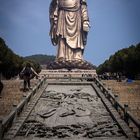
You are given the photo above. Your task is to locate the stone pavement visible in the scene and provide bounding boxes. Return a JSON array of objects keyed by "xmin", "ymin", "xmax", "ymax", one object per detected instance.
[{"xmin": 4, "ymin": 81, "xmax": 137, "ymax": 140}]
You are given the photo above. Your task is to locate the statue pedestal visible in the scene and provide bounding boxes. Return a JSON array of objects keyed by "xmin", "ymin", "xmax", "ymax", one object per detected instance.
[
  {"xmin": 46, "ymin": 59, "xmax": 96, "ymax": 70},
  {"xmin": 43, "ymin": 60, "xmax": 97, "ymax": 78}
]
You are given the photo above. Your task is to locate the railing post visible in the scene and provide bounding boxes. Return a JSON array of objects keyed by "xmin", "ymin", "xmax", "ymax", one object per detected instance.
[
  {"xmin": 114, "ymin": 94, "xmax": 119, "ymax": 110},
  {"xmin": 22, "ymin": 94, "xmax": 27, "ymax": 98},
  {"xmin": 12, "ymin": 103, "xmax": 17, "ymax": 121},
  {"xmin": 124, "ymin": 104, "xmax": 129, "ymax": 124},
  {"xmin": 138, "ymin": 127, "xmax": 140, "ymax": 139},
  {"xmin": 69, "ymin": 74, "xmax": 71, "ymax": 81},
  {"xmin": 102, "ymin": 87, "xmax": 106, "ymax": 95},
  {"xmin": 0, "ymin": 119, "xmax": 3, "ymax": 140},
  {"xmin": 22, "ymin": 94, "xmax": 28, "ymax": 110}
]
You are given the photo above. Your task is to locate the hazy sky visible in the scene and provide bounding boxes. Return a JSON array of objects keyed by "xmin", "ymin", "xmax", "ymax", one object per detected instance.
[{"xmin": 0, "ymin": 0, "xmax": 140, "ymax": 66}]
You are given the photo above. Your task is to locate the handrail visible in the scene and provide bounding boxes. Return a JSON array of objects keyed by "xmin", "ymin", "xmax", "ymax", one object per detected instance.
[
  {"xmin": 0, "ymin": 77, "xmax": 46, "ymax": 139},
  {"xmin": 2, "ymin": 110, "xmax": 16, "ymax": 127},
  {"xmin": 126, "ymin": 111, "xmax": 140, "ymax": 128},
  {"xmin": 93, "ymin": 77, "xmax": 140, "ymax": 138},
  {"xmin": 45, "ymin": 76, "xmax": 95, "ymax": 80}
]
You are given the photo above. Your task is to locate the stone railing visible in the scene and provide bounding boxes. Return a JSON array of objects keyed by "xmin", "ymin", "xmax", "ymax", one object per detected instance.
[
  {"xmin": 93, "ymin": 77, "xmax": 140, "ymax": 138},
  {"xmin": 40, "ymin": 69, "xmax": 97, "ymax": 78},
  {"xmin": 0, "ymin": 77, "xmax": 46, "ymax": 139}
]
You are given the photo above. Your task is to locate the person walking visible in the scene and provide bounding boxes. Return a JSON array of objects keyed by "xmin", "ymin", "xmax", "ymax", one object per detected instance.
[{"xmin": 20, "ymin": 63, "xmax": 39, "ymax": 92}]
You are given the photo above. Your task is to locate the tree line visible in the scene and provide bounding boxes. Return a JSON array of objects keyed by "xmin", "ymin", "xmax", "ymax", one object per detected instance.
[
  {"xmin": 0, "ymin": 37, "xmax": 41, "ymax": 79},
  {"xmin": 97, "ymin": 43, "xmax": 140, "ymax": 79}
]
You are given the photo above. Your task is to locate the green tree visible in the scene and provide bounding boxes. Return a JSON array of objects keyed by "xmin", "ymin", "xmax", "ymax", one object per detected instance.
[{"xmin": 97, "ymin": 43, "xmax": 140, "ymax": 79}]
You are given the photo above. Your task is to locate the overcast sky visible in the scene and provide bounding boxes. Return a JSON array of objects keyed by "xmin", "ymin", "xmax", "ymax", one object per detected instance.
[{"xmin": 0, "ymin": 0, "xmax": 140, "ymax": 66}]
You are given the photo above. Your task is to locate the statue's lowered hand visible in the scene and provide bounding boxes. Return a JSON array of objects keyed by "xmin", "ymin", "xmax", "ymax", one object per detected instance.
[{"xmin": 83, "ymin": 21, "xmax": 90, "ymax": 32}]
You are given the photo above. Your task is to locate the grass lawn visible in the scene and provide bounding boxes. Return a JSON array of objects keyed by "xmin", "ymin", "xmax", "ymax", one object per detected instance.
[
  {"xmin": 103, "ymin": 80, "xmax": 140, "ymax": 121},
  {"xmin": 0, "ymin": 79, "xmax": 38, "ymax": 117}
]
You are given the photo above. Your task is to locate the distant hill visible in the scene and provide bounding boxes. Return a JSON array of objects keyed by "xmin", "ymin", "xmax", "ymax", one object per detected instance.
[{"xmin": 24, "ymin": 54, "xmax": 55, "ymax": 65}]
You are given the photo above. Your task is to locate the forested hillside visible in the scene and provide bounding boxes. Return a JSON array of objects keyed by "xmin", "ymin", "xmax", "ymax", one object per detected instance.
[
  {"xmin": 0, "ymin": 38, "xmax": 23, "ymax": 79},
  {"xmin": 97, "ymin": 43, "xmax": 140, "ymax": 79},
  {"xmin": 0, "ymin": 37, "xmax": 41, "ymax": 79}
]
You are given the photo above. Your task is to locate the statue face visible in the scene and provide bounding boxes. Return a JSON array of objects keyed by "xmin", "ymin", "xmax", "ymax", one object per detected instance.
[
  {"xmin": 58, "ymin": 0, "xmax": 78, "ymax": 5},
  {"xmin": 59, "ymin": 0, "xmax": 77, "ymax": 1}
]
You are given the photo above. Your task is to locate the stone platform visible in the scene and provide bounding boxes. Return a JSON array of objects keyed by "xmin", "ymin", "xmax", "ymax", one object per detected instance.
[
  {"xmin": 16, "ymin": 84, "xmax": 125, "ymax": 139},
  {"xmin": 4, "ymin": 81, "xmax": 136, "ymax": 140}
]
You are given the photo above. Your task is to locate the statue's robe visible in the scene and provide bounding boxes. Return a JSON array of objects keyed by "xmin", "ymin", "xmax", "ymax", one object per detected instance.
[{"xmin": 50, "ymin": 0, "xmax": 89, "ymax": 61}]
